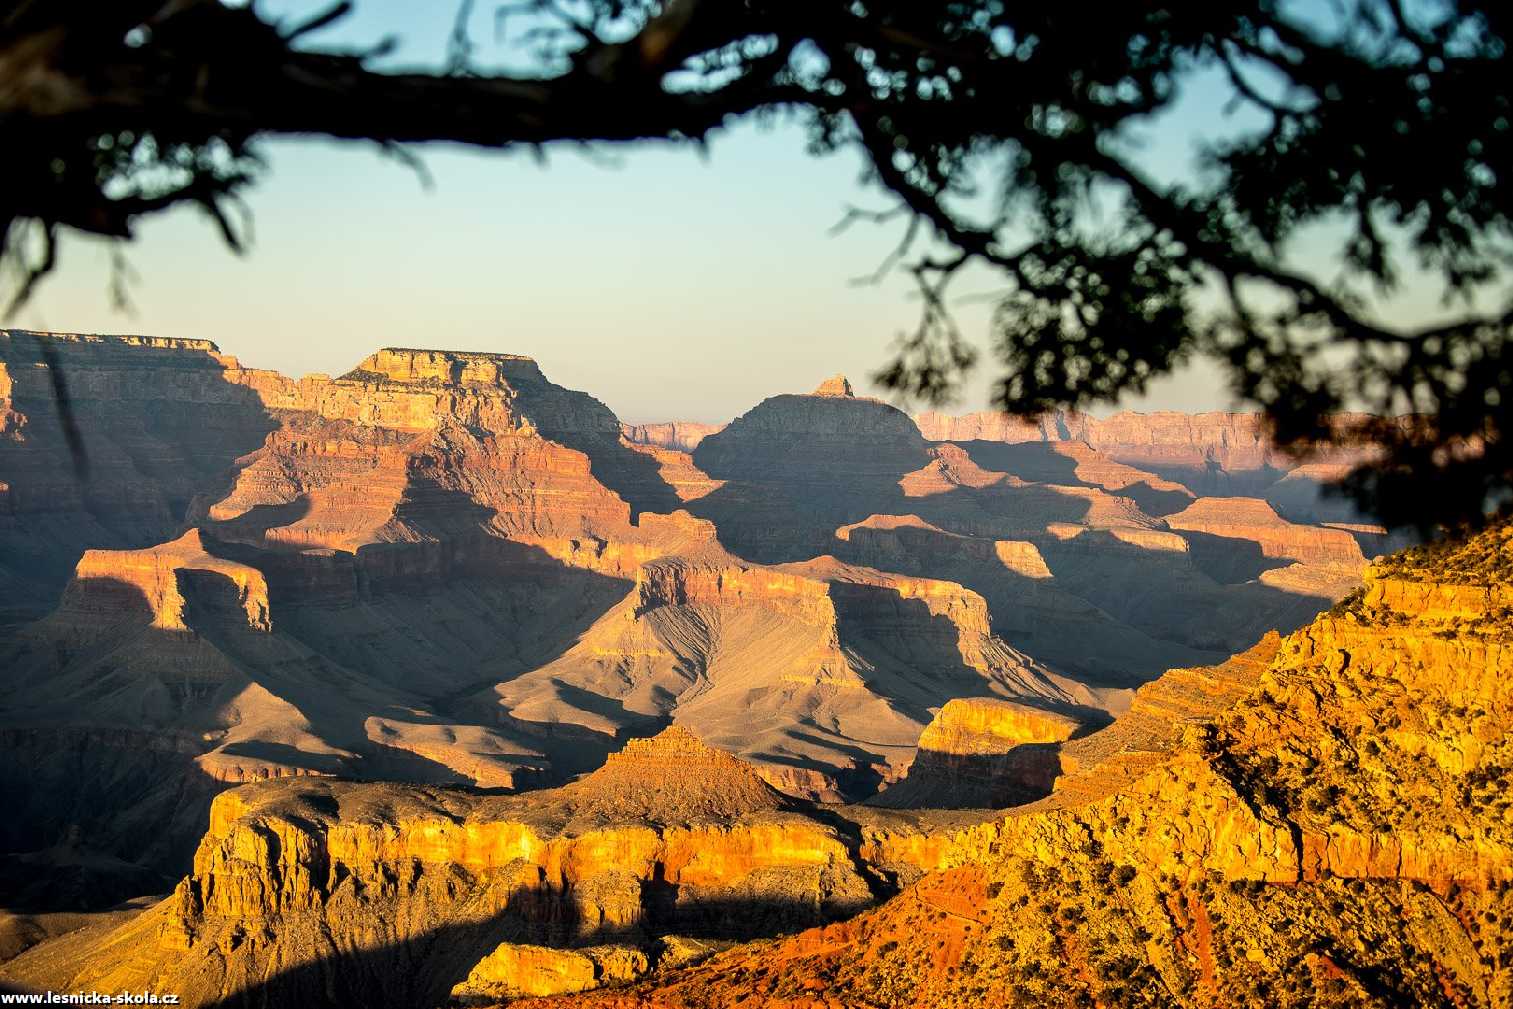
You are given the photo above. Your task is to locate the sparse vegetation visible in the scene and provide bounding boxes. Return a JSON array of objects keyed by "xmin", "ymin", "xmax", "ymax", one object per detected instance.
[{"xmin": 1372, "ymin": 514, "xmax": 1513, "ymax": 585}]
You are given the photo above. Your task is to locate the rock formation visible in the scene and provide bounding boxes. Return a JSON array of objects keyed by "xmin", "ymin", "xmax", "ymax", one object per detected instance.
[
  {"xmin": 1164, "ymin": 497, "xmax": 1367, "ymax": 572},
  {"xmin": 620, "ymin": 422, "xmax": 725, "ymax": 453},
  {"xmin": 915, "ymin": 407, "xmax": 1382, "ymax": 517},
  {"xmin": 0, "ymin": 331, "xmax": 274, "ymax": 627},
  {"xmin": 812, "ymin": 374, "xmax": 855, "ymax": 397},
  {"xmin": 0, "ymin": 338, "xmax": 704, "ymax": 898},
  {"xmin": 11, "ymin": 515, "xmax": 1499, "ymax": 1009},
  {"xmin": 681, "ymin": 381, "xmax": 1371, "ymax": 688},
  {"xmin": 452, "ymin": 942, "xmax": 650, "ymax": 1003},
  {"xmin": 0, "ymin": 728, "xmax": 987, "ymax": 1006},
  {"xmin": 688, "ymin": 384, "xmax": 935, "ymax": 563},
  {"xmin": 873, "ymin": 698, "xmax": 1082, "ymax": 809},
  {"xmin": 476, "ymin": 546, "xmax": 1091, "ymax": 799},
  {"xmin": 504, "ymin": 517, "xmax": 1513, "ymax": 1009}
]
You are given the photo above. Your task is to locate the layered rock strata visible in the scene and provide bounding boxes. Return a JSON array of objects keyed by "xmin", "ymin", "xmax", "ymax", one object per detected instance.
[
  {"xmin": 0, "ymin": 334, "xmax": 1378, "ymax": 932},
  {"xmin": 1, "ymin": 340, "xmax": 709, "ymax": 893},
  {"xmin": 478, "ymin": 547, "xmax": 1092, "ymax": 799},
  {"xmin": 0, "ymin": 331, "xmax": 275, "ymax": 626},
  {"xmin": 915, "ymin": 408, "xmax": 1379, "ymax": 504},
  {"xmin": 515, "ymin": 519, "xmax": 1513, "ymax": 1009},
  {"xmin": 688, "ymin": 381, "xmax": 1366, "ymax": 685}
]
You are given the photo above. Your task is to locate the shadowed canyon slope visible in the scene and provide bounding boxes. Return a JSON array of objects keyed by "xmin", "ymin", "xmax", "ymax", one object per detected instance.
[{"xmin": 0, "ymin": 331, "xmax": 1382, "ymax": 935}]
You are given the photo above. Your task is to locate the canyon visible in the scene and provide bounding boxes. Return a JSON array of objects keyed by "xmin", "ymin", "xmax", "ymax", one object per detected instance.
[
  {"xmin": 2, "ymin": 328, "xmax": 1479, "ymax": 1006},
  {"xmin": 6, "ymin": 471, "xmax": 1509, "ymax": 1008},
  {"xmin": 498, "ymin": 518, "xmax": 1513, "ymax": 1009}
]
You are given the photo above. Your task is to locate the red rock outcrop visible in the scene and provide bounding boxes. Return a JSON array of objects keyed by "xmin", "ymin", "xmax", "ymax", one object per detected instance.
[
  {"xmin": 61, "ymin": 529, "xmax": 270, "ymax": 635},
  {"xmin": 204, "ymin": 347, "xmax": 693, "ymax": 568}
]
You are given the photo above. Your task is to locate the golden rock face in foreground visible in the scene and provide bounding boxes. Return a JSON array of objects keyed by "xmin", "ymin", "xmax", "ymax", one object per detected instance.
[
  {"xmin": 513, "ymin": 520, "xmax": 1513, "ymax": 1009},
  {"xmin": 451, "ymin": 942, "xmax": 649, "ymax": 1002}
]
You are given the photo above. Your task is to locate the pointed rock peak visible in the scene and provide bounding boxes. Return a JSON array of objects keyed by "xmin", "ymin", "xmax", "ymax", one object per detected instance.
[
  {"xmin": 566, "ymin": 725, "xmax": 795, "ymax": 821},
  {"xmin": 812, "ymin": 374, "xmax": 854, "ymax": 397},
  {"xmin": 605, "ymin": 724, "xmax": 742, "ymax": 767}
]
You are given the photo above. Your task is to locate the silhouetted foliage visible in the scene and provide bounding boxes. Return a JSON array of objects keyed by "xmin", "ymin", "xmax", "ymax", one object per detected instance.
[{"xmin": 1, "ymin": 0, "xmax": 1509, "ymax": 525}]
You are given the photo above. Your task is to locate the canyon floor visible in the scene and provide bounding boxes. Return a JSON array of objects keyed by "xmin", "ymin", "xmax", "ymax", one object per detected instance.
[{"xmin": 3, "ymin": 330, "xmax": 1495, "ymax": 1007}]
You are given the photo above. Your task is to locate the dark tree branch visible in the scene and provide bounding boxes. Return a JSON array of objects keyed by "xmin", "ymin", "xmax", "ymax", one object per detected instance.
[{"xmin": 1, "ymin": 0, "xmax": 1509, "ymax": 529}]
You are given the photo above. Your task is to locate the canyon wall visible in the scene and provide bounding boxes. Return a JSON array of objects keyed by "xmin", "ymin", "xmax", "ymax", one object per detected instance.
[
  {"xmin": 9, "ymin": 516, "xmax": 1504, "ymax": 1009},
  {"xmin": 510, "ymin": 518, "xmax": 1513, "ymax": 1009}
]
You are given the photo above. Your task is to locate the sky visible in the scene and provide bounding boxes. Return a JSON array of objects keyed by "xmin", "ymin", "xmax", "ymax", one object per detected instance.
[{"xmin": 9, "ymin": 1, "xmax": 1452, "ymax": 424}]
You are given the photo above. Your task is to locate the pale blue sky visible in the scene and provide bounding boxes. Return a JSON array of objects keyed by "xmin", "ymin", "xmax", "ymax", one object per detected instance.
[{"xmin": 13, "ymin": 1, "xmax": 1454, "ymax": 423}]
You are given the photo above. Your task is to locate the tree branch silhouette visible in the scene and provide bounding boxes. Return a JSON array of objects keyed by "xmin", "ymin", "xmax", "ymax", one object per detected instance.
[{"xmin": 1, "ymin": 0, "xmax": 1509, "ymax": 527}]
